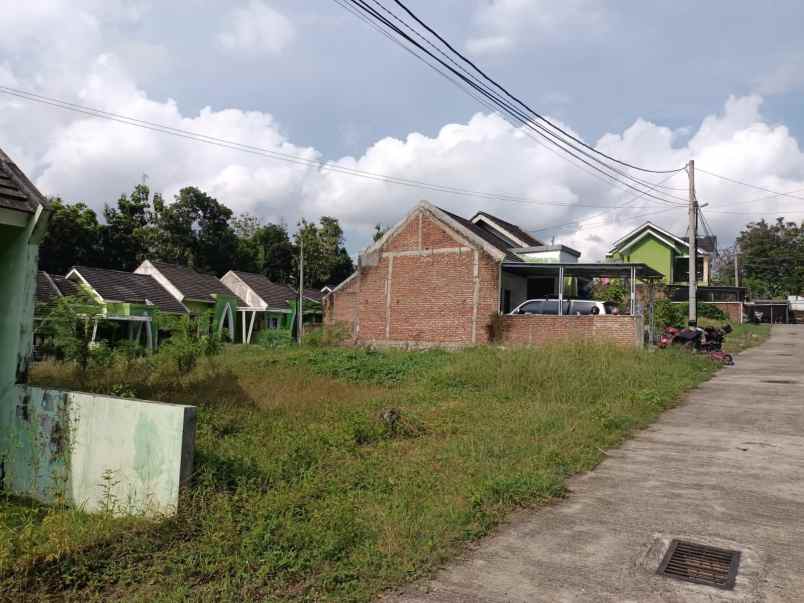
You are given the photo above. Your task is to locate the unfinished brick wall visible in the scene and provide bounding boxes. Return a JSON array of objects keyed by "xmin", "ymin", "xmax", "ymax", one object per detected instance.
[
  {"xmin": 324, "ymin": 207, "xmax": 501, "ymax": 346},
  {"xmin": 501, "ymin": 314, "xmax": 644, "ymax": 348},
  {"xmin": 709, "ymin": 302, "xmax": 743, "ymax": 324},
  {"xmin": 323, "ymin": 274, "xmax": 359, "ymax": 337}
]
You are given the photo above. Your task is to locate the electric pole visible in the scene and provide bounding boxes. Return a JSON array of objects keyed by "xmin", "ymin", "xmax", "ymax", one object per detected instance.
[
  {"xmin": 687, "ymin": 159, "xmax": 697, "ymax": 326},
  {"xmin": 298, "ymin": 236, "xmax": 304, "ymax": 344},
  {"xmin": 734, "ymin": 244, "xmax": 740, "ymax": 288}
]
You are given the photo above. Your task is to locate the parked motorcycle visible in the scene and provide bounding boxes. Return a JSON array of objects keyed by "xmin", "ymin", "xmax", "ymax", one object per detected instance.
[{"xmin": 657, "ymin": 324, "xmax": 734, "ymax": 365}]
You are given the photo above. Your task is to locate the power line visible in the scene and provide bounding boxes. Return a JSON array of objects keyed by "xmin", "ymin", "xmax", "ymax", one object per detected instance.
[
  {"xmin": 0, "ymin": 85, "xmax": 681, "ymax": 212},
  {"xmin": 339, "ymin": 0, "xmax": 686, "ymax": 206},
  {"xmin": 696, "ymin": 167, "xmax": 804, "ymax": 202},
  {"xmin": 338, "ymin": 1, "xmax": 688, "ymax": 205},
  {"xmin": 347, "ymin": 0, "xmax": 688, "ymax": 200},
  {"xmin": 527, "ymin": 172, "xmax": 683, "ymax": 235},
  {"xmin": 388, "ymin": 0, "xmax": 685, "ymax": 175}
]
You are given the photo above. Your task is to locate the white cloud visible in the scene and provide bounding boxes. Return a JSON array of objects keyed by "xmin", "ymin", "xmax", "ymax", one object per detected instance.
[
  {"xmin": 1, "ymin": 0, "xmax": 803, "ymax": 264},
  {"xmin": 217, "ymin": 1, "xmax": 295, "ymax": 57},
  {"xmin": 466, "ymin": 0, "xmax": 607, "ymax": 56}
]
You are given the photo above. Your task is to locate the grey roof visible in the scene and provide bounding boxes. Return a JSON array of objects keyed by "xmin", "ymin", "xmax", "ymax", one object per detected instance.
[
  {"xmin": 0, "ymin": 148, "xmax": 48, "ymax": 214},
  {"xmin": 471, "ymin": 211, "xmax": 543, "ymax": 247},
  {"xmin": 72, "ymin": 266, "xmax": 187, "ymax": 314},
  {"xmin": 36, "ymin": 271, "xmax": 61, "ymax": 305},
  {"xmin": 681, "ymin": 235, "xmax": 718, "ymax": 253},
  {"xmin": 149, "ymin": 261, "xmax": 244, "ymax": 304},
  {"xmin": 439, "ymin": 208, "xmax": 524, "ymax": 262},
  {"xmin": 232, "ymin": 271, "xmax": 296, "ymax": 308},
  {"xmin": 36, "ymin": 272, "xmax": 80, "ymax": 305},
  {"xmin": 301, "ymin": 288, "xmax": 323, "ymax": 302}
]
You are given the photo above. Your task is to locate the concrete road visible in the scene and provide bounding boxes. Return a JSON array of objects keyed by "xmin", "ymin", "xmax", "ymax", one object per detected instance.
[{"xmin": 390, "ymin": 325, "xmax": 804, "ymax": 602}]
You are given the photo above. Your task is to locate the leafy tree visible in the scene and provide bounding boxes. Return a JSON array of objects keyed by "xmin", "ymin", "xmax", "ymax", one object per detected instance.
[
  {"xmin": 38, "ymin": 198, "xmax": 102, "ymax": 274},
  {"xmin": 737, "ymin": 218, "xmax": 803, "ymax": 298},
  {"xmin": 41, "ymin": 291, "xmax": 105, "ymax": 375},
  {"xmin": 233, "ymin": 214, "xmax": 295, "ymax": 282},
  {"xmin": 101, "ymin": 184, "xmax": 154, "ymax": 271},
  {"xmin": 148, "ymin": 187, "xmax": 238, "ymax": 275},
  {"xmin": 293, "ymin": 216, "xmax": 354, "ymax": 289},
  {"xmin": 373, "ymin": 223, "xmax": 388, "ymax": 242}
]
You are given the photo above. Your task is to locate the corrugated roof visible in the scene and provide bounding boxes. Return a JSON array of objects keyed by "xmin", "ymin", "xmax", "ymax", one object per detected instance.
[
  {"xmin": 0, "ymin": 148, "xmax": 48, "ymax": 214},
  {"xmin": 149, "ymin": 261, "xmax": 244, "ymax": 304},
  {"xmin": 232, "ymin": 271, "xmax": 295, "ymax": 309},
  {"xmin": 72, "ymin": 266, "xmax": 188, "ymax": 314},
  {"xmin": 472, "ymin": 211, "xmax": 543, "ymax": 247}
]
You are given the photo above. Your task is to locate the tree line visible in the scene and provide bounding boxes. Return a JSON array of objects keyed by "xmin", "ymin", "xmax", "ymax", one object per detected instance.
[
  {"xmin": 39, "ymin": 185, "xmax": 355, "ymax": 289},
  {"xmin": 712, "ymin": 217, "xmax": 803, "ymax": 297}
]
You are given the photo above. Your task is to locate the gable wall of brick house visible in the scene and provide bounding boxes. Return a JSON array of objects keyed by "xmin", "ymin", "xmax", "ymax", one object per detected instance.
[{"xmin": 325, "ymin": 207, "xmax": 501, "ymax": 346}]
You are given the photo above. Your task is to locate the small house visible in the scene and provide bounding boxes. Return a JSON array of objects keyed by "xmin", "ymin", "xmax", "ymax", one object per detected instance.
[
  {"xmin": 135, "ymin": 260, "xmax": 242, "ymax": 341},
  {"xmin": 220, "ymin": 270, "xmax": 323, "ymax": 343},
  {"xmin": 324, "ymin": 201, "xmax": 655, "ymax": 348},
  {"xmin": 64, "ymin": 265, "xmax": 188, "ymax": 350},
  {"xmin": 606, "ymin": 222, "xmax": 714, "ymax": 285}
]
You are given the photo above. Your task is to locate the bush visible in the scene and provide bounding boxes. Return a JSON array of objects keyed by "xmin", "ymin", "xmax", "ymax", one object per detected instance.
[
  {"xmin": 302, "ymin": 323, "xmax": 350, "ymax": 347},
  {"xmin": 654, "ymin": 300, "xmax": 727, "ymax": 328},
  {"xmin": 254, "ymin": 328, "xmax": 293, "ymax": 348}
]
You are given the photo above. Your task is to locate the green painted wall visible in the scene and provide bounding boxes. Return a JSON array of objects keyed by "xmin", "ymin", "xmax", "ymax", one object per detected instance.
[
  {"xmin": 0, "ymin": 218, "xmax": 40, "ymax": 487},
  {"xmin": 611, "ymin": 235, "xmax": 674, "ymax": 283},
  {"xmin": 3, "ymin": 386, "xmax": 195, "ymax": 515}
]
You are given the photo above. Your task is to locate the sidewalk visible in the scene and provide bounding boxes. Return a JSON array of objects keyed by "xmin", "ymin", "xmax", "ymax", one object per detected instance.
[{"xmin": 391, "ymin": 325, "xmax": 804, "ymax": 602}]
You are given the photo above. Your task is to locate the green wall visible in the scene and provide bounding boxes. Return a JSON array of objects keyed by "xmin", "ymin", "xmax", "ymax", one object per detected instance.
[{"xmin": 612, "ymin": 235, "xmax": 674, "ymax": 283}]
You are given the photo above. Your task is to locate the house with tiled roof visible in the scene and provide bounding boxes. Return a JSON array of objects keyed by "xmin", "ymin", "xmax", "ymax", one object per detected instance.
[
  {"xmin": 135, "ymin": 260, "xmax": 242, "ymax": 341},
  {"xmin": 64, "ymin": 266, "xmax": 188, "ymax": 350},
  {"xmin": 324, "ymin": 201, "xmax": 657, "ymax": 347},
  {"xmin": 220, "ymin": 270, "xmax": 322, "ymax": 343},
  {"xmin": 606, "ymin": 222, "xmax": 713, "ymax": 285}
]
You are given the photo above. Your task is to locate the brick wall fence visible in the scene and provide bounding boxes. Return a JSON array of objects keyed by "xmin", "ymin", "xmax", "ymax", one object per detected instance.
[
  {"xmin": 670, "ymin": 301, "xmax": 744, "ymax": 323},
  {"xmin": 501, "ymin": 314, "xmax": 644, "ymax": 348},
  {"xmin": 710, "ymin": 302, "xmax": 743, "ymax": 324}
]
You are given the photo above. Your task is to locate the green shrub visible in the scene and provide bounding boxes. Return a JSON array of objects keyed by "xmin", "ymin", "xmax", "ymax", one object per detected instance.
[
  {"xmin": 654, "ymin": 300, "xmax": 727, "ymax": 328},
  {"xmin": 254, "ymin": 328, "xmax": 292, "ymax": 348}
]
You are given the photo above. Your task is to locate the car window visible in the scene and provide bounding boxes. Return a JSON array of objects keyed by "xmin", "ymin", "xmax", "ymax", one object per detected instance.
[
  {"xmin": 519, "ymin": 300, "xmax": 543, "ymax": 314},
  {"xmin": 541, "ymin": 300, "xmax": 558, "ymax": 315},
  {"xmin": 572, "ymin": 301, "xmax": 595, "ymax": 315}
]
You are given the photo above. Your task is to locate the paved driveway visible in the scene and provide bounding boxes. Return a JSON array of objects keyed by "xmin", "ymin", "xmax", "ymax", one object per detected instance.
[{"xmin": 391, "ymin": 325, "xmax": 804, "ymax": 602}]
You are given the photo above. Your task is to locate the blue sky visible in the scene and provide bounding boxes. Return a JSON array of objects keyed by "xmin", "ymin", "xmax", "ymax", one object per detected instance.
[{"xmin": 2, "ymin": 0, "xmax": 803, "ymax": 259}]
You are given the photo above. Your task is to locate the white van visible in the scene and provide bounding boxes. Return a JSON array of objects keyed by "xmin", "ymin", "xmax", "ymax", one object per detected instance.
[{"xmin": 509, "ymin": 299, "xmax": 615, "ymax": 316}]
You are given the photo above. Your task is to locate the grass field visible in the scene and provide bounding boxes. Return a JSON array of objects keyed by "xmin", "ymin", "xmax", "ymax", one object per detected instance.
[{"xmin": 1, "ymin": 338, "xmax": 754, "ymax": 602}]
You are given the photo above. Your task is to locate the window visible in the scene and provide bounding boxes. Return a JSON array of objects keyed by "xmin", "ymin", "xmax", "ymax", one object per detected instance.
[
  {"xmin": 527, "ymin": 277, "xmax": 555, "ymax": 299},
  {"xmin": 269, "ymin": 317, "xmax": 279, "ymax": 329},
  {"xmin": 519, "ymin": 301, "xmax": 543, "ymax": 314},
  {"xmin": 571, "ymin": 301, "xmax": 596, "ymax": 315}
]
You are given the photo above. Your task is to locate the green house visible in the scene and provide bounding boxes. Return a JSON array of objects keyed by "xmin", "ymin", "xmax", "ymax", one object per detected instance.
[
  {"xmin": 135, "ymin": 260, "xmax": 242, "ymax": 341},
  {"xmin": 63, "ymin": 266, "xmax": 188, "ymax": 350},
  {"xmin": 606, "ymin": 222, "xmax": 713, "ymax": 285},
  {"xmin": 220, "ymin": 270, "xmax": 323, "ymax": 343}
]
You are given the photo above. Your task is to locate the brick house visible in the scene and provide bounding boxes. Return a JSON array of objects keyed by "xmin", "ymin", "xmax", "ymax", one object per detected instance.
[{"xmin": 324, "ymin": 202, "xmax": 651, "ymax": 347}]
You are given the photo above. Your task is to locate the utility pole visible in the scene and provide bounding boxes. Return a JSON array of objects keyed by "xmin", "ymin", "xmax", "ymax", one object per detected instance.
[
  {"xmin": 687, "ymin": 159, "xmax": 697, "ymax": 327},
  {"xmin": 297, "ymin": 236, "xmax": 304, "ymax": 344},
  {"xmin": 734, "ymin": 244, "xmax": 740, "ymax": 288}
]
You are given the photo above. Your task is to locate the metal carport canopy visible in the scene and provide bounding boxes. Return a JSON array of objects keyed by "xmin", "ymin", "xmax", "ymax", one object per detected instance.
[
  {"xmin": 501, "ymin": 261, "xmax": 664, "ymax": 316},
  {"xmin": 501, "ymin": 261, "xmax": 664, "ymax": 280}
]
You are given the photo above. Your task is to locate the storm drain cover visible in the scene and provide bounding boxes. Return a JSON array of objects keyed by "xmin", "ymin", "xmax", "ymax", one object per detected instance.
[
  {"xmin": 761, "ymin": 379, "xmax": 798, "ymax": 384},
  {"xmin": 657, "ymin": 540, "xmax": 740, "ymax": 590}
]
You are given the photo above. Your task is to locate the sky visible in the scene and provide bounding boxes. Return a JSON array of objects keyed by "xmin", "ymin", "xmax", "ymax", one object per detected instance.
[{"xmin": 2, "ymin": 0, "xmax": 804, "ymax": 261}]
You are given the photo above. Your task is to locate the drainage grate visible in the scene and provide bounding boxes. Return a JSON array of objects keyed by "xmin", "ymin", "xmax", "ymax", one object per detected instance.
[
  {"xmin": 657, "ymin": 540, "xmax": 740, "ymax": 590},
  {"xmin": 761, "ymin": 379, "xmax": 798, "ymax": 385}
]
